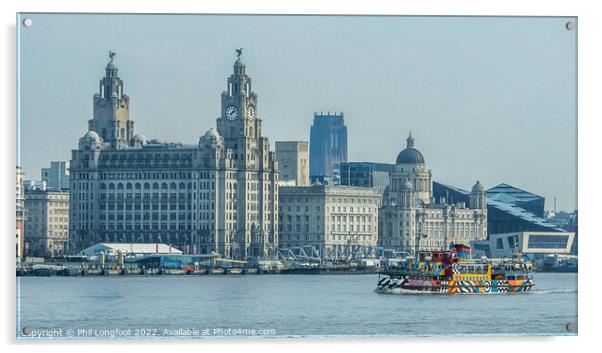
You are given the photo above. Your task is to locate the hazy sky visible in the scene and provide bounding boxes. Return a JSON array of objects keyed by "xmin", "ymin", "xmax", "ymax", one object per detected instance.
[{"xmin": 17, "ymin": 14, "xmax": 576, "ymax": 211}]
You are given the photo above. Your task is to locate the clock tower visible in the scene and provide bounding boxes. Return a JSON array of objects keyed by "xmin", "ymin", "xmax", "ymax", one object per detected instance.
[
  {"xmin": 217, "ymin": 49, "xmax": 262, "ymax": 143},
  {"xmin": 214, "ymin": 49, "xmax": 279, "ymax": 260}
]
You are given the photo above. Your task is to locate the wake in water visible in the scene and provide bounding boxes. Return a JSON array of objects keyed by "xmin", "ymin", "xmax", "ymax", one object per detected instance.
[{"xmin": 530, "ymin": 289, "xmax": 577, "ymax": 294}]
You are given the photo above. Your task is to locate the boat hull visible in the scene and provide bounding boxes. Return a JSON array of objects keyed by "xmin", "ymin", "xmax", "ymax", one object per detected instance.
[{"xmin": 376, "ymin": 276, "xmax": 534, "ymax": 294}]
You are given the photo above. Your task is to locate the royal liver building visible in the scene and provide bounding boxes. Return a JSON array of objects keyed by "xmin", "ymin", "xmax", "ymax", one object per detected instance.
[
  {"xmin": 378, "ymin": 133, "xmax": 487, "ymax": 255},
  {"xmin": 69, "ymin": 52, "xmax": 279, "ymax": 259}
]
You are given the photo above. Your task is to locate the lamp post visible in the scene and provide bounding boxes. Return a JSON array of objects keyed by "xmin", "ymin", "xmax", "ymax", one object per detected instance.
[{"xmin": 415, "ymin": 233, "xmax": 427, "ymax": 260}]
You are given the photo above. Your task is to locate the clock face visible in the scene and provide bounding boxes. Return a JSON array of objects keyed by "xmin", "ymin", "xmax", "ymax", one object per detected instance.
[
  {"xmin": 247, "ymin": 106, "xmax": 256, "ymax": 120},
  {"xmin": 225, "ymin": 105, "xmax": 239, "ymax": 121}
]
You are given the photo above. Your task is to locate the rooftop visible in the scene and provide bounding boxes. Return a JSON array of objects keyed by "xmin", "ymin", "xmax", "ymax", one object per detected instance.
[{"xmin": 486, "ymin": 183, "xmax": 544, "ymax": 204}]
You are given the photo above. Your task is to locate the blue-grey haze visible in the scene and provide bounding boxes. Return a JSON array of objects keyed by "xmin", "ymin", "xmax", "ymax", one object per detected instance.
[{"xmin": 17, "ymin": 14, "xmax": 577, "ymax": 211}]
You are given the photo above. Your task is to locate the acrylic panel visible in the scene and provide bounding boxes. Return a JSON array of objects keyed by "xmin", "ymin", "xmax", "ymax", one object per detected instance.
[{"xmin": 15, "ymin": 13, "xmax": 577, "ymax": 339}]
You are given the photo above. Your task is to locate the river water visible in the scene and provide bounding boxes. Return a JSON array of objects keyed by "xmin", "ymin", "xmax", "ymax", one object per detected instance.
[{"xmin": 16, "ymin": 272, "xmax": 577, "ymax": 339}]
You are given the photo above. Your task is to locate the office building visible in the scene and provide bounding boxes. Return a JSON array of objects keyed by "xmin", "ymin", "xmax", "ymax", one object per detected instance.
[
  {"xmin": 16, "ymin": 166, "xmax": 26, "ymax": 260},
  {"xmin": 69, "ymin": 52, "xmax": 279, "ymax": 260},
  {"xmin": 309, "ymin": 112, "xmax": 347, "ymax": 178},
  {"xmin": 379, "ymin": 133, "xmax": 488, "ymax": 255},
  {"xmin": 275, "ymin": 141, "xmax": 309, "ymax": 186},
  {"xmin": 340, "ymin": 162, "xmax": 395, "ymax": 195},
  {"xmin": 279, "ymin": 185, "xmax": 380, "ymax": 257},
  {"xmin": 41, "ymin": 161, "xmax": 70, "ymax": 191},
  {"xmin": 24, "ymin": 186, "xmax": 70, "ymax": 257},
  {"xmin": 433, "ymin": 181, "xmax": 564, "ymax": 236}
]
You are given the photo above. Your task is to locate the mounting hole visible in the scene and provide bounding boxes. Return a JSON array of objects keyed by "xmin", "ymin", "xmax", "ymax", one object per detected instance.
[
  {"xmin": 565, "ymin": 21, "xmax": 575, "ymax": 30},
  {"xmin": 22, "ymin": 18, "xmax": 33, "ymax": 28},
  {"xmin": 566, "ymin": 322, "xmax": 577, "ymax": 332}
]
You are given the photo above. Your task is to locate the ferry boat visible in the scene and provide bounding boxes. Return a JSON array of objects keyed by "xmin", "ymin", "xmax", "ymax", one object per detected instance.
[{"xmin": 376, "ymin": 244, "xmax": 534, "ymax": 294}]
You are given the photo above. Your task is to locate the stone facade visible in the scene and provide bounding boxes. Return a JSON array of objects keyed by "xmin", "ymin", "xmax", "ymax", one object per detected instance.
[
  {"xmin": 379, "ymin": 133, "xmax": 487, "ymax": 256},
  {"xmin": 16, "ymin": 166, "xmax": 26, "ymax": 259},
  {"xmin": 69, "ymin": 53, "xmax": 278, "ymax": 260},
  {"xmin": 275, "ymin": 141, "xmax": 309, "ymax": 186},
  {"xmin": 279, "ymin": 185, "xmax": 380, "ymax": 257},
  {"xmin": 24, "ymin": 189, "xmax": 70, "ymax": 257}
]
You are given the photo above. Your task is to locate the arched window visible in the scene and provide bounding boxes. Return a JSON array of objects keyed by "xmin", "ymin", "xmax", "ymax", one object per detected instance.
[
  {"xmin": 179, "ymin": 182, "xmax": 186, "ymax": 189},
  {"xmin": 152, "ymin": 183, "xmax": 159, "ymax": 189},
  {"xmin": 144, "ymin": 183, "xmax": 150, "ymax": 190},
  {"xmin": 117, "ymin": 183, "xmax": 124, "ymax": 190},
  {"xmin": 161, "ymin": 183, "xmax": 168, "ymax": 190},
  {"xmin": 126, "ymin": 183, "xmax": 132, "ymax": 190},
  {"xmin": 170, "ymin": 183, "xmax": 177, "ymax": 189},
  {"xmin": 135, "ymin": 183, "xmax": 141, "ymax": 190},
  {"xmin": 108, "ymin": 183, "xmax": 115, "ymax": 190},
  {"xmin": 100, "ymin": 183, "xmax": 106, "ymax": 190}
]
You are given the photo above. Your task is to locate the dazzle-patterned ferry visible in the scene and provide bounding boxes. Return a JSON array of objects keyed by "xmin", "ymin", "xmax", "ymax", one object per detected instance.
[{"xmin": 376, "ymin": 244, "xmax": 534, "ymax": 294}]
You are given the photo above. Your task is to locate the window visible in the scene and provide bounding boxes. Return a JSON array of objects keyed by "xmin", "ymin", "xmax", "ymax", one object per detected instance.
[{"xmin": 496, "ymin": 238, "xmax": 504, "ymax": 249}]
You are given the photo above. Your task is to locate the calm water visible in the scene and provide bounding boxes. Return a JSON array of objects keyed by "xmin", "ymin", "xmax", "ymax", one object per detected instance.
[{"xmin": 16, "ymin": 273, "xmax": 577, "ymax": 339}]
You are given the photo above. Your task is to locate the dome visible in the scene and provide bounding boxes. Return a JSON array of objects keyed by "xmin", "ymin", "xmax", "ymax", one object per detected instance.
[
  {"xmin": 472, "ymin": 180, "xmax": 485, "ymax": 192},
  {"xmin": 81, "ymin": 130, "xmax": 102, "ymax": 147},
  {"xmin": 106, "ymin": 61, "xmax": 117, "ymax": 70},
  {"xmin": 396, "ymin": 148, "xmax": 425, "ymax": 164},
  {"xmin": 203, "ymin": 128, "xmax": 220, "ymax": 139},
  {"xmin": 200, "ymin": 128, "xmax": 221, "ymax": 146},
  {"xmin": 133, "ymin": 133, "xmax": 147, "ymax": 144},
  {"xmin": 396, "ymin": 132, "xmax": 425, "ymax": 164},
  {"xmin": 83, "ymin": 130, "xmax": 101, "ymax": 142}
]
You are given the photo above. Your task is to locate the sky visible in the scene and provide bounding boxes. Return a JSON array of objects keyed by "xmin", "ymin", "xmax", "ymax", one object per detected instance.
[{"xmin": 17, "ymin": 14, "xmax": 577, "ymax": 211}]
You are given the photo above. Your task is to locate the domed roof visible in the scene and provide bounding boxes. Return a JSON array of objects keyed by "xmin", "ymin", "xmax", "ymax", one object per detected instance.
[
  {"xmin": 83, "ymin": 130, "xmax": 101, "ymax": 141},
  {"xmin": 133, "ymin": 133, "xmax": 147, "ymax": 144},
  {"xmin": 472, "ymin": 180, "xmax": 485, "ymax": 192},
  {"xmin": 203, "ymin": 128, "xmax": 220, "ymax": 139},
  {"xmin": 396, "ymin": 132, "xmax": 425, "ymax": 164},
  {"xmin": 106, "ymin": 61, "xmax": 117, "ymax": 70}
]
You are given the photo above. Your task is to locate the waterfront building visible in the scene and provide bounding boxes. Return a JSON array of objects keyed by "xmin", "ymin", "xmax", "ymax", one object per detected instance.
[
  {"xmin": 487, "ymin": 183, "xmax": 545, "ymax": 218},
  {"xmin": 471, "ymin": 231, "xmax": 575, "ymax": 259},
  {"xmin": 275, "ymin": 141, "xmax": 310, "ymax": 186},
  {"xmin": 41, "ymin": 161, "xmax": 70, "ymax": 191},
  {"xmin": 378, "ymin": 133, "xmax": 488, "ymax": 256},
  {"xmin": 433, "ymin": 181, "xmax": 564, "ymax": 236},
  {"xmin": 69, "ymin": 52, "xmax": 279, "ymax": 260},
  {"xmin": 340, "ymin": 162, "xmax": 395, "ymax": 195},
  {"xmin": 278, "ymin": 185, "xmax": 380, "ymax": 258},
  {"xmin": 24, "ymin": 186, "xmax": 70, "ymax": 257},
  {"xmin": 309, "ymin": 112, "xmax": 347, "ymax": 178},
  {"xmin": 16, "ymin": 166, "xmax": 26, "ymax": 260}
]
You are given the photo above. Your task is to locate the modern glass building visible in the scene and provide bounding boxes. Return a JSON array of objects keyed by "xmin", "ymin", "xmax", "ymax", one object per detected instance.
[
  {"xmin": 486, "ymin": 183, "xmax": 545, "ymax": 218},
  {"xmin": 339, "ymin": 162, "xmax": 395, "ymax": 195},
  {"xmin": 433, "ymin": 182, "xmax": 564, "ymax": 236},
  {"xmin": 471, "ymin": 231, "xmax": 575, "ymax": 259}
]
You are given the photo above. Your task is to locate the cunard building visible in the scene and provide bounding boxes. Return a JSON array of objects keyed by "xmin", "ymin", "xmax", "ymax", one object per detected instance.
[
  {"xmin": 379, "ymin": 133, "xmax": 488, "ymax": 255},
  {"xmin": 69, "ymin": 51, "xmax": 279, "ymax": 259}
]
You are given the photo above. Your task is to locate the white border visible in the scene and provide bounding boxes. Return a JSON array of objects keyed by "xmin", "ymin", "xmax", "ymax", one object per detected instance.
[{"xmin": 2, "ymin": 1, "xmax": 600, "ymax": 352}]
